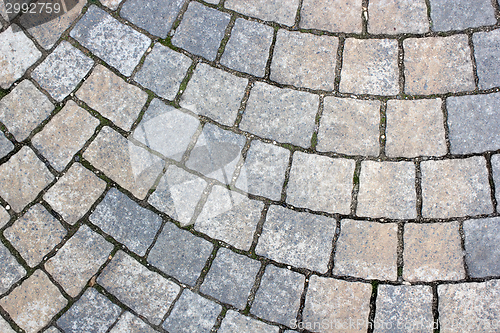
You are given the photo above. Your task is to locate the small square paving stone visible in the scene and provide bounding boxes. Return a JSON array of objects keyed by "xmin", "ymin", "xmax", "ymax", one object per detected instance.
[
  {"xmin": 300, "ymin": 0, "xmax": 362, "ymax": 33},
  {"xmin": 438, "ymin": 280, "xmax": 500, "ymax": 333},
  {"xmin": 44, "ymin": 225, "xmax": 113, "ymax": 297},
  {"xmin": 44, "ymin": 163, "xmax": 106, "ymax": 225},
  {"xmin": 474, "ymin": 30, "xmax": 500, "ymax": 89},
  {"xmin": 4, "ymin": 204, "xmax": 66, "ymax": 268},
  {"xmin": 403, "ymin": 222, "xmax": 465, "ymax": 282},
  {"xmin": 0, "ymin": 205, "xmax": 10, "ymax": 228},
  {"xmin": 70, "ymin": 5, "xmax": 151, "ymax": 76},
  {"xmin": 447, "ymin": 93, "xmax": 500, "ymax": 154},
  {"xmin": 77, "ymin": 64, "xmax": 148, "ymax": 131},
  {"xmin": 374, "ymin": 285, "xmax": 434, "ymax": 333},
  {"xmin": 368, "ymin": 0, "xmax": 429, "ymax": 34},
  {"xmin": 32, "ymin": 100, "xmax": 100, "ymax": 171},
  {"xmin": 0, "ymin": 25, "xmax": 41, "ymax": 89},
  {"xmin": 0, "ymin": 316, "xmax": 16, "ymax": 333},
  {"xmin": 84, "ymin": 126, "xmax": 165, "ymax": 200},
  {"xmin": 134, "ymin": 43, "xmax": 192, "ymax": 100},
  {"xmin": 31, "ymin": 41, "xmax": 94, "ymax": 102},
  {"xmin": 420, "ymin": 157, "xmax": 493, "ymax": 218},
  {"xmin": 0, "ymin": 243, "xmax": 26, "ymax": 294},
  {"xmin": 386, "ymin": 98, "xmax": 446, "ymax": 157},
  {"xmin": 200, "ymin": 247, "xmax": 261, "ymax": 309},
  {"xmin": 235, "ymin": 140, "xmax": 290, "ymax": 201},
  {"xmin": 271, "ymin": 30, "xmax": 338, "ymax": 90},
  {"xmin": 98, "ymin": 251, "xmax": 180, "ymax": 325},
  {"xmin": 252, "ymin": 265, "xmax": 305, "ymax": 326},
  {"xmin": 404, "ymin": 35, "xmax": 475, "ymax": 95},
  {"xmin": 429, "ymin": 0, "xmax": 496, "ymax": 31},
  {"xmin": 0, "ymin": 80, "xmax": 54, "ymax": 141},
  {"xmin": 220, "ymin": 18, "xmax": 274, "ymax": 77},
  {"xmin": 0, "ymin": 146, "xmax": 54, "ymax": 212},
  {"xmin": 333, "ymin": 220, "xmax": 398, "ymax": 281},
  {"xmin": 0, "ymin": 132, "xmax": 14, "ymax": 158},
  {"xmin": 256, "ymin": 205, "xmax": 336, "ymax": 273},
  {"xmin": 195, "ymin": 185, "xmax": 264, "ymax": 251},
  {"xmin": 0, "ymin": 270, "xmax": 66, "ymax": 333},
  {"xmin": 239, "ymin": 82, "xmax": 319, "ymax": 147},
  {"xmin": 463, "ymin": 217, "xmax": 500, "ymax": 278},
  {"xmin": 148, "ymin": 222, "xmax": 213, "ymax": 286},
  {"xmin": 225, "ymin": 0, "xmax": 299, "ymax": 27},
  {"xmin": 493, "ymin": 154, "xmax": 500, "ymax": 209},
  {"xmin": 120, "ymin": 0, "xmax": 187, "ymax": 38},
  {"xmin": 302, "ymin": 276, "xmax": 372, "ymax": 333},
  {"xmin": 219, "ymin": 310, "xmax": 280, "ymax": 333},
  {"xmin": 357, "ymin": 161, "xmax": 416, "ymax": 219},
  {"xmin": 57, "ymin": 288, "xmax": 121, "ymax": 333},
  {"xmin": 340, "ymin": 38, "xmax": 399, "ymax": 95},
  {"xmin": 180, "ymin": 63, "xmax": 248, "ymax": 126},
  {"xmin": 172, "ymin": 2, "xmax": 230, "ymax": 61},
  {"xmin": 317, "ymin": 97, "xmax": 381, "ymax": 156},
  {"xmin": 110, "ymin": 312, "xmax": 157, "ymax": 333},
  {"xmin": 287, "ymin": 152, "xmax": 355, "ymax": 214},
  {"xmin": 163, "ymin": 289, "xmax": 222, "ymax": 333}
]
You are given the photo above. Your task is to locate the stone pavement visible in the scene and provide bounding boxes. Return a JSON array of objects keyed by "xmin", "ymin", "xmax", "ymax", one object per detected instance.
[{"xmin": 0, "ymin": 0, "xmax": 500, "ymax": 332}]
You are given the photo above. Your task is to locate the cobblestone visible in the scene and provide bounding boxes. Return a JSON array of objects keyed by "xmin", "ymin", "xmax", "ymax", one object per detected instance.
[
  {"xmin": 100, "ymin": 0, "xmax": 122, "ymax": 10},
  {"xmin": 225, "ymin": 0, "xmax": 299, "ymax": 27},
  {"xmin": 109, "ymin": 312, "xmax": 156, "ymax": 333},
  {"xmin": 0, "ymin": 205, "xmax": 10, "ymax": 228},
  {"xmin": 0, "ymin": 132, "xmax": 13, "ymax": 158},
  {"xmin": 493, "ymin": 154, "xmax": 500, "ymax": 210},
  {"xmin": 474, "ymin": 30, "xmax": 500, "ymax": 90},
  {"xmin": 219, "ymin": 310, "xmax": 279, "ymax": 333},
  {"xmin": 463, "ymin": 217, "xmax": 500, "ymax": 278},
  {"xmin": 0, "ymin": 316, "xmax": 15, "ymax": 333},
  {"xmin": 0, "ymin": 243, "xmax": 26, "ymax": 294},
  {"xmin": 300, "ymin": 0, "xmax": 362, "ymax": 33},
  {"xmin": 429, "ymin": 0, "xmax": 496, "ymax": 31},
  {"xmin": 368, "ymin": 0, "xmax": 429, "ymax": 34}
]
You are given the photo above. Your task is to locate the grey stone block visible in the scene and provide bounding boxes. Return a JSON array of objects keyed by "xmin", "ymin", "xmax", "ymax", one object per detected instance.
[
  {"xmin": 474, "ymin": 30, "xmax": 500, "ymax": 89},
  {"xmin": 300, "ymin": 0, "xmax": 362, "ymax": 33},
  {"xmin": 219, "ymin": 310, "xmax": 280, "ymax": 333},
  {"xmin": 109, "ymin": 312, "xmax": 157, "ymax": 333},
  {"xmin": 368, "ymin": 0, "xmax": 429, "ymax": 34},
  {"xmin": 0, "ymin": 243, "xmax": 26, "ymax": 294},
  {"xmin": 0, "ymin": 205, "xmax": 10, "ymax": 229},
  {"xmin": 429, "ymin": 0, "xmax": 496, "ymax": 31},
  {"xmin": 225, "ymin": 0, "xmax": 299, "ymax": 27},
  {"xmin": 0, "ymin": 131, "xmax": 14, "ymax": 158},
  {"xmin": 493, "ymin": 154, "xmax": 500, "ymax": 210},
  {"xmin": 463, "ymin": 217, "xmax": 500, "ymax": 278}
]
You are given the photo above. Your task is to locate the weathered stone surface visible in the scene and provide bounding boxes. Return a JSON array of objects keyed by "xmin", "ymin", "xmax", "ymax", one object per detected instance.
[
  {"xmin": 493, "ymin": 154, "xmax": 500, "ymax": 210},
  {"xmin": 404, "ymin": 35, "xmax": 475, "ymax": 95},
  {"xmin": 333, "ymin": 220, "xmax": 398, "ymax": 280},
  {"xmin": 100, "ymin": 0, "xmax": 122, "ymax": 10},
  {"xmin": 403, "ymin": 222, "xmax": 465, "ymax": 282},
  {"xmin": 200, "ymin": 247, "xmax": 260, "ymax": 309},
  {"xmin": 180, "ymin": 63, "xmax": 248, "ymax": 126},
  {"xmin": 45, "ymin": 225, "xmax": 113, "ymax": 297},
  {"xmin": 463, "ymin": 217, "xmax": 500, "ymax": 278},
  {"xmin": 474, "ymin": 30, "xmax": 500, "ymax": 89},
  {"xmin": 0, "ymin": 270, "xmax": 66, "ymax": 333},
  {"xmin": 110, "ymin": 312, "xmax": 157, "ymax": 333},
  {"xmin": 368, "ymin": 0, "xmax": 429, "ymax": 34},
  {"xmin": 4, "ymin": 204, "xmax": 66, "ymax": 267},
  {"xmin": 0, "ymin": 80, "xmax": 54, "ymax": 141},
  {"xmin": 256, "ymin": 205, "xmax": 336, "ymax": 273},
  {"xmin": 421, "ymin": 157, "xmax": 493, "ymax": 218},
  {"xmin": 0, "ymin": 205, "xmax": 10, "ymax": 228},
  {"xmin": 44, "ymin": 328, "xmax": 62, "ymax": 333},
  {"xmin": 0, "ymin": 243, "xmax": 26, "ymax": 294},
  {"xmin": 32, "ymin": 41, "xmax": 94, "ymax": 101},
  {"xmin": 0, "ymin": 316, "xmax": 16, "ymax": 333},
  {"xmin": 317, "ymin": 97, "xmax": 381, "ymax": 156},
  {"xmin": 0, "ymin": 146, "xmax": 54, "ymax": 212},
  {"xmin": 386, "ymin": 98, "xmax": 446, "ymax": 157},
  {"xmin": 148, "ymin": 222, "xmax": 213, "ymax": 286},
  {"xmin": 0, "ymin": 132, "xmax": 14, "ymax": 158},
  {"xmin": 240, "ymin": 82, "xmax": 319, "ymax": 147},
  {"xmin": 300, "ymin": 0, "xmax": 362, "ymax": 33},
  {"xmin": 172, "ymin": 2, "xmax": 230, "ymax": 61},
  {"xmin": 220, "ymin": 310, "xmax": 279, "ymax": 333},
  {"xmin": 32, "ymin": 100, "xmax": 100, "ymax": 171},
  {"xmin": 429, "ymin": 0, "xmax": 496, "ymax": 31},
  {"xmin": 70, "ymin": 5, "xmax": 151, "ymax": 76},
  {"xmin": 225, "ymin": 0, "xmax": 299, "ymax": 26},
  {"xmin": 357, "ymin": 161, "xmax": 416, "ymax": 219},
  {"xmin": 287, "ymin": 152, "xmax": 355, "ymax": 214},
  {"xmin": 271, "ymin": 30, "xmax": 338, "ymax": 90}
]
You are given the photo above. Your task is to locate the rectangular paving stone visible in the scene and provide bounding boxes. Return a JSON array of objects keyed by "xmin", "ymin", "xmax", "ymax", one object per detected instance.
[
  {"xmin": 0, "ymin": 316, "xmax": 16, "ymax": 333},
  {"xmin": 221, "ymin": 18, "xmax": 274, "ymax": 77},
  {"xmin": 134, "ymin": 43, "xmax": 192, "ymax": 100},
  {"xmin": 147, "ymin": 222, "xmax": 213, "ymax": 286},
  {"xmin": 493, "ymin": 154, "xmax": 500, "ymax": 210},
  {"xmin": 44, "ymin": 225, "xmax": 113, "ymax": 297},
  {"xmin": 340, "ymin": 38, "xmax": 399, "ymax": 95},
  {"xmin": 172, "ymin": 2, "xmax": 230, "ymax": 61},
  {"xmin": 0, "ymin": 270, "xmax": 66, "ymax": 333},
  {"xmin": 0, "ymin": 243, "xmax": 26, "ymax": 294},
  {"xmin": 0, "ymin": 80, "xmax": 54, "ymax": 141},
  {"xmin": 463, "ymin": 217, "xmax": 500, "ymax": 278},
  {"xmin": 438, "ymin": 280, "xmax": 500, "ymax": 333},
  {"xmin": 302, "ymin": 276, "xmax": 372, "ymax": 333},
  {"xmin": 70, "ymin": 5, "xmax": 151, "ymax": 76},
  {"xmin": 474, "ymin": 30, "xmax": 500, "ymax": 89},
  {"xmin": 368, "ymin": 0, "xmax": 429, "ymax": 34},
  {"xmin": 256, "ymin": 205, "xmax": 336, "ymax": 273},
  {"xmin": 32, "ymin": 41, "xmax": 94, "ymax": 102},
  {"xmin": 404, "ymin": 35, "xmax": 475, "ymax": 95},
  {"xmin": 333, "ymin": 220, "xmax": 398, "ymax": 281},
  {"xmin": 357, "ymin": 161, "xmax": 417, "ymax": 219},
  {"xmin": 76, "ymin": 64, "xmax": 148, "ymax": 131},
  {"xmin": 0, "ymin": 131, "xmax": 14, "ymax": 158},
  {"xmin": 251, "ymin": 264, "xmax": 305, "ymax": 326},
  {"xmin": 219, "ymin": 310, "xmax": 280, "ymax": 333},
  {"xmin": 225, "ymin": 0, "xmax": 299, "ymax": 27},
  {"xmin": 271, "ymin": 30, "xmax": 338, "ymax": 90},
  {"xmin": 4, "ymin": 204, "xmax": 66, "ymax": 268},
  {"xmin": 90, "ymin": 188, "xmax": 162, "ymax": 256},
  {"xmin": 386, "ymin": 98, "xmax": 446, "ymax": 157},
  {"xmin": 317, "ymin": 97, "xmax": 381, "ymax": 156},
  {"xmin": 447, "ymin": 93, "xmax": 500, "ymax": 154},
  {"xmin": 300, "ymin": 0, "xmax": 362, "ymax": 33},
  {"xmin": 403, "ymin": 222, "xmax": 465, "ymax": 282},
  {"xmin": 429, "ymin": 0, "xmax": 496, "ymax": 31},
  {"xmin": 421, "ymin": 157, "xmax": 493, "ymax": 218},
  {"xmin": 200, "ymin": 247, "xmax": 260, "ymax": 309},
  {"xmin": 110, "ymin": 312, "xmax": 157, "ymax": 333},
  {"xmin": 239, "ymin": 82, "xmax": 319, "ymax": 147},
  {"xmin": 32, "ymin": 100, "xmax": 100, "ymax": 171},
  {"xmin": 180, "ymin": 63, "xmax": 248, "ymax": 126},
  {"xmin": 98, "ymin": 251, "xmax": 180, "ymax": 325}
]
